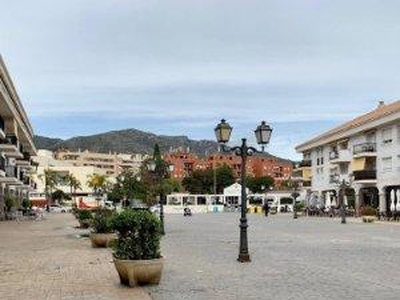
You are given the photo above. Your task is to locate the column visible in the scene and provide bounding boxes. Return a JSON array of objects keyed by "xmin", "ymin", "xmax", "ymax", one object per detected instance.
[
  {"xmin": 378, "ymin": 187, "xmax": 386, "ymax": 214},
  {"xmin": 355, "ymin": 191, "xmax": 361, "ymax": 217}
]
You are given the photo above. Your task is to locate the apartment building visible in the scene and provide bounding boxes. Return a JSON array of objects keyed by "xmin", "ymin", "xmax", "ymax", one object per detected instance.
[
  {"xmin": 31, "ymin": 150, "xmax": 108, "ymax": 204},
  {"xmin": 55, "ymin": 150, "xmax": 148, "ymax": 176},
  {"xmin": 164, "ymin": 151, "xmax": 293, "ymax": 187},
  {"xmin": 0, "ymin": 56, "xmax": 37, "ymax": 219},
  {"xmin": 295, "ymin": 100, "xmax": 400, "ymax": 215}
]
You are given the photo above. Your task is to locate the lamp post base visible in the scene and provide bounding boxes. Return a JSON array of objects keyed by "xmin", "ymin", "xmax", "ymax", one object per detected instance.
[{"xmin": 237, "ymin": 253, "xmax": 251, "ymax": 263}]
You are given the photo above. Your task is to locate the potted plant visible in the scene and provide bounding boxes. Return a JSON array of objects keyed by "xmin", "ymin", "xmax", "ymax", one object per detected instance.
[
  {"xmin": 90, "ymin": 209, "xmax": 117, "ymax": 248},
  {"xmin": 111, "ymin": 209, "xmax": 163, "ymax": 287},
  {"xmin": 76, "ymin": 209, "xmax": 93, "ymax": 228},
  {"xmin": 360, "ymin": 206, "xmax": 377, "ymax": 223}
]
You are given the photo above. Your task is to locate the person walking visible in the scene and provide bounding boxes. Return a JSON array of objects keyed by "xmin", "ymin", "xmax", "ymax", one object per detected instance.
[{"xmin": 263, "ymin": 202, "xmax": 270, "ymax": 217}]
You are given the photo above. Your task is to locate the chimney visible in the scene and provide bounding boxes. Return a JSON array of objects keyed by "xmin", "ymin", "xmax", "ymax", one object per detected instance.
[{"xmin": 378, "ymin": 100, "xmax": 385, "ymax": 108}]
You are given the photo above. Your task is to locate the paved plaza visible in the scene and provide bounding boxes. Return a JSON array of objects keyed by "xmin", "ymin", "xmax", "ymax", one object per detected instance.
[
  {"xmin": 149, "ymin": 213, "xmax": 400, "ymax": 300},
  {"xmin": 0, "ymin": 213, "xmax": 399, "ymax": 300},
  {"xmin": 0, "ymin": 214, "xmax": 151, "ymax": 300}
]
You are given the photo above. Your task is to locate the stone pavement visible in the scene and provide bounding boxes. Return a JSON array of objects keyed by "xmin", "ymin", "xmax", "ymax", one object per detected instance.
[
  {"xmin": 148, "ymin": 213, "xmax": 400, "ymax": 300},
  {"xmin": 0, "ymin": 213, "xmax": 151, "ymax": 300}
]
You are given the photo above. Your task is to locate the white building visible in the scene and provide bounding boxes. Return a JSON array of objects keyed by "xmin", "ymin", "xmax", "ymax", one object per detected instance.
[
  {"xmin": 31, "ymin": 150, "xmax": 111, "ymax": 204},
  {"xmin": 295, "ymin": 100, "xmax": 400, "ymax": 215},
  {"xmin": 0, "ymin": 56, "xmax": 37, "ymax": 219}
]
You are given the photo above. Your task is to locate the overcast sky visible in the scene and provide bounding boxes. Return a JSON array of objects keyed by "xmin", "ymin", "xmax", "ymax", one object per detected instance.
[{"xmin": 1, "ymin": 0, "xmax": 400, "ymax": 159}]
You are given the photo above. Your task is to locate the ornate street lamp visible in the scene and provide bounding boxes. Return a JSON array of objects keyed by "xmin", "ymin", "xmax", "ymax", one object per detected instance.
[
  {"xmin": 147, "ymin": 159, "xmax": 174, "ymax": 235},
  {"xmin": 214, "ymin": 119, "xmax": 272, "ymax": 263}
]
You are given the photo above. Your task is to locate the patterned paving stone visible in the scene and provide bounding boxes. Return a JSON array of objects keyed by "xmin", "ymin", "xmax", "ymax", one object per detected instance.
[
  {"xmin": 0, "ymin": 213, "xmax": 151, "ymax": 300},
  {"xmin": 149, "ymin": 213, "xmax": 400, "ymax": 300}
]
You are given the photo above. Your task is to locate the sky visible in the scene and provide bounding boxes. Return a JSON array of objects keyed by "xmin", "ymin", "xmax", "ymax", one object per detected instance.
[{"xmin": 1, "ymin": 0, "xmax": 400, "ymax": 160}]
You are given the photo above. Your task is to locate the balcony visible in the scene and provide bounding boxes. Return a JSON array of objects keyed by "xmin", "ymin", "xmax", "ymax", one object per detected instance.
[
  {"xmin": 330, "ymin": 149, "xmax": 352, "ymax": 164},
  {"xmin": 299, "ymin": 160, "xmax": 311, "ymax": 168},
  {"xmin": 353, "ymin": 170, "xmax": 377, "ymax": 182},
  {"xmin": 0, "ymin": 165, "xmax": 20, "ymax": 185},
  {"xmin": 0, "ymin": 155, "xmax": 5, "ymax": 177},
  {"xmin": 329, "ymin": 174, "xmax": 340, "ymax": 184},
  {"xmin": 16, "ymin": 152, "xmax": 32, "ymax": 169},
  {"xmin": 0, "ymin": 116, "xmax": 5, "ymax": 140},
  {"xmin": 0, "ymin": 134, "xmax": 23, "ymax": 158},
  {"xmin": 353, "ymin": 143, "xmax": 377, "ymax": 158}
]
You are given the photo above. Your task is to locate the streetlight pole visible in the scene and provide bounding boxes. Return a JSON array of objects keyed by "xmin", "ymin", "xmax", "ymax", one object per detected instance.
[
  {"xmin": 147, "ymin": 159, "xmax": 174, "ymax": 236},
  {"xmin": 214, "ymin": 119, "xmax": 272, "ymax": 263}
]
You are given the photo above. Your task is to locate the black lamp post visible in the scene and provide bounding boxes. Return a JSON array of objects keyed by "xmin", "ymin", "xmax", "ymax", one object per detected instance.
[
  {"xmin": 338, "ymin": 180, "xmax": 347, "ymax": 224},
  {"xmin": 214, "ymin": 119, "xmax": 272, "ymax": 263},
  {"xmin": 147, "ymin": 160, "xmax": 174, "ymax": 235}
]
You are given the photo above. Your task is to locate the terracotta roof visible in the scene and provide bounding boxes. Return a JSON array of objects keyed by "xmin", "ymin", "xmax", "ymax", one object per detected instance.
[{"xmin": 296, "ymin": 100, "xmax": 400, "ymax": 151}]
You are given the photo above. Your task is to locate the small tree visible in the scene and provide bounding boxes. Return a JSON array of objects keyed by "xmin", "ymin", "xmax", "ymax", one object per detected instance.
[
  {"xmin": 39, "ymin": 168, "xmax": 59, "ymax": 205},
  {"xmin": 67, "ymin": 174, "xmax": 81, "ymax": 203}
]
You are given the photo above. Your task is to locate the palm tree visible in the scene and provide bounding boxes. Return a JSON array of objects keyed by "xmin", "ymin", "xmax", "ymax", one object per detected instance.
[
  {"xmin": 67, "ymin": 174, "xmax": 81, "ymax": 204},
  {"xmin": 87, "ymin": 173, "xmax": 109, "ymax": 205},
  {"xmin": 39, "ymin": 168, "xmax": 58, "ymax": 206}
]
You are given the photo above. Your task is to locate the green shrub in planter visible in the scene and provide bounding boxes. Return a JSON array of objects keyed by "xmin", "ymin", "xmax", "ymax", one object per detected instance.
[
  {"xmin": 111, "ymin": 209, "xmax": 162, "ymax": 260},
  {"xmin": 76, "ymin": 209, "xmax": 93, "ymax": 228},
  {"xmin": 91, "ymin": 209, "xmax": 116, "ymax": 234},
  {"xmin": 360, "ymin": 206, "xmax": 377, "ymax": 216}
]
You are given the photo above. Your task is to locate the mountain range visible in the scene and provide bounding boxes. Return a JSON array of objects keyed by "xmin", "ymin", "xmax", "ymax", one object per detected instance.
[{"xmin": 33, "ymin": 128, "xmax": 291, "ymax": 162}]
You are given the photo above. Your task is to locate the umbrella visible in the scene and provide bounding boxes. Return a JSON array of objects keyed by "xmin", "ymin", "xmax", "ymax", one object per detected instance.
[
  {"xmin": 390, "ymin": 189, "xmax": 396, "ymax": 212},
  {"xmin": 396, "ymin": 189, "xmax": 400, "ymax": 211},
  {"xmin": 325, "ymin": 192, "xmax": 331, "ymax": 208}
]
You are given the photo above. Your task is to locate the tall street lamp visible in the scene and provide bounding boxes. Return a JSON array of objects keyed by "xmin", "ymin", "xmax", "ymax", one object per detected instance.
[
  {"xmin": 147, "ymin": 160, "xmax": 174, "ymax": 235},
  {"xmin": 214, "ymin": 119, "xmax": 272, "ymax": 263}
]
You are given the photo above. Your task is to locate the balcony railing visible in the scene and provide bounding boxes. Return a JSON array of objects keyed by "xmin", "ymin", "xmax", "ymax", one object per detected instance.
[
  {"xmin": 353, "ymin": 170, "xmax": 376, "ymax": 181},
  {"xmin": 0, "ymin": 116, "xmax": 4, "ymax": 132},
  {"xmin": 329, "ymin": 174, "xmax": 340, "ymax": 183},
  {"xmin": 0, "ymin": 156, "xmax": 5, "ymax": 172},
  {"xmin": 329, "ymin": 152, "xmax": 339, "ymax": 160},
  {"xmin": 353, "ymin": 142, "xmax": 376, "ymax": 155},
  {"xmin": 299, "ymin": 160, "xmax": 311, "ymax": 167},
  {"xmin": 5, "ymin": 165, "xmax": 18, "ymax": 178},
  {"xmin": 5, "ymin": 134, "xmax": 18, "ymax": 145}
]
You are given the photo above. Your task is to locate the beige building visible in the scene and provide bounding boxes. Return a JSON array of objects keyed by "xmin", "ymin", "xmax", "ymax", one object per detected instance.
[
  {"xmin": 31, "ymin": 150, "xmax": 111, "ymax": 202},
  {"xmin": 0, "ymin": 56, "xmax": 37, "ymax": 219},
  {"xmin": 55, "ymin": 150, "xmax": 147, "ymax": 176},
  {"xmin": 295, "ymin": 100, "xmax": 400, "ymax": 216}
]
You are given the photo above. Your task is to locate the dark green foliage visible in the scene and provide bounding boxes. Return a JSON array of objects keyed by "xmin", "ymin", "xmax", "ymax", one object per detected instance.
[
  {"xmin": 360, "ymin": 206, "xmax": 377, "ymax": 216},
  {"xmin": 51, "ymin": 189, "xmax": 70, "ymax": 203},
  {"xmin": 215, "ymin": 164, "xmax": 235, "ymax": 193},
  {"xmin": 21, "ymin": 198, "xmax": 31, "ymax": 210},
  {"xmin": 76, "ymin": 209, "xmax": 93, "ymax": 221},
  {"xmin": 5, "ymin": 194, "xmax": 16, "ymax": 212},
  {"xmin": 246, "ymin": 176, "xmax": 274, "ymax": 193},
  {"xmin": 111, "ymin": 170, "xmax": 147, "ymax": 203},
  {"xmin": 111, "ymin": 209, "xmax": 162, "ymax": 260},
  {"xmin": 91, "ymin": 209, "xmax": 116, "ymax": 233},
  {"xmin": 182, "ymin": 164, "xmax": 235, "ymax": 194}
]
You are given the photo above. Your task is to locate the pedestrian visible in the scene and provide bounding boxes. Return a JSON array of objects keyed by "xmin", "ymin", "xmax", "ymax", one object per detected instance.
[{"xmin": 263, "ymin": 202, "xmax": 269, "ymax": 217}]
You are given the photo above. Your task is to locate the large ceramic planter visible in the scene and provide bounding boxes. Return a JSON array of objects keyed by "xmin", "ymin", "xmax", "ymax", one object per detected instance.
[
  {"xmin": 90, "ymin": 233, "xmax": 117, "ymax": 248},
  {"xmin": 113, "ymin": 257, "xmax": 164, "ymax": 287}
]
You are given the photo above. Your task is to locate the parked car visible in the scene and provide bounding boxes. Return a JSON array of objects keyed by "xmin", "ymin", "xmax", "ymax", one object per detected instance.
[{"xmin": 49, "ymin": 204, "xmax": 70, "ymax": 213}]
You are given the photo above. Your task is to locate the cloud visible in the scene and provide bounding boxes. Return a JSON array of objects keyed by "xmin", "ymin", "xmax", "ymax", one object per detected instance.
[{"xmin": 2, "ymin": 0, "xmax": 400, "ymax": 160}]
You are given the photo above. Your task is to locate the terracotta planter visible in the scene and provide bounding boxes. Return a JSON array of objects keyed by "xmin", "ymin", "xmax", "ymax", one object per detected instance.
[
  {"xmin": 113, "ymin": 257, "xmax": 164, "ymax": 287},
  {"xmin": 90, "ymin": 233, "xmax": 117, "ymax": 248}
]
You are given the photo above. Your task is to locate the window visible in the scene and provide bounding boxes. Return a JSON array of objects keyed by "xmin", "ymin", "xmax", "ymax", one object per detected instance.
[
  {"xmin": 381, "ymin": 157, "xmax": 392, "ymax": 173},
  {"xmin": 382, "ymin": 127, "xmax": 393, "ymax": 144}
]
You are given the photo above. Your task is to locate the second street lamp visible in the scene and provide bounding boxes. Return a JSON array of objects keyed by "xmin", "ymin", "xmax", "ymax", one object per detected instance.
[
  {"xmin": 147, "ymin": 159, "xmax": 174, "ymax": 235},
  {"xmin": 214, "ymin": 119, "xmax": 272, "ymax": 263}
]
